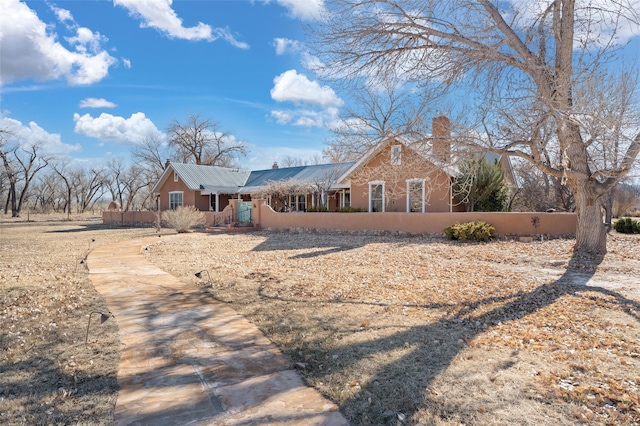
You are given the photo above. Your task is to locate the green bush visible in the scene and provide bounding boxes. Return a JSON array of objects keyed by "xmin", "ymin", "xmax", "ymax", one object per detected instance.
[
  {"xmin": 613, "ymin": 217, "xmax": 640, "ymax": 234},
  {"xmin": 444, "ymin": 221, "xmax": 495, "ymax": 242},
  {"xmin": 162, "ymin": 205, "xmax": 206, "ymax": 233},
  {"xmin": 338, "ymin": 206, "xmax": 367, "ymax": 212},
  {"xmin": 307, "ymin": 206, "xmax": 329, "ymax": 212}
]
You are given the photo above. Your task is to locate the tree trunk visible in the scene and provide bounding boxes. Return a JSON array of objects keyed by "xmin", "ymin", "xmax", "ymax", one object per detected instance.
[
  {"xmin": 572, "ymin": 180, "xmax": 607, "ymax": 255},
  {"xmin": 10, "ymin": 183, "xmax": 18, "ymax": 217},
  {"xmin": 600, "ymin": 187, "xmax": 615, "ymax": 226}
]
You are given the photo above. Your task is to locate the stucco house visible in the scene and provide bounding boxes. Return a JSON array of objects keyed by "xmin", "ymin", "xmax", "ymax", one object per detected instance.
[{"xmin": 151, "ymin": 116, "xmax": 513, "ymax": 214}]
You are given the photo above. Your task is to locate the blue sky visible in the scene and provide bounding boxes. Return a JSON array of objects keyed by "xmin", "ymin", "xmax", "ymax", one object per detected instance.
[
  {"xmin": 1, "ymin": 0, "xmax": 340, "ymax": 170},
  {"xmin": 2, "ymin": 1, "xmax": 639, "ymax": 173}
]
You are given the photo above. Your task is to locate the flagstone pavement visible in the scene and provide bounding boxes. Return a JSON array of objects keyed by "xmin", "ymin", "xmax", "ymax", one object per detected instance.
[{"xmin": 87, "ymin": 237, "xmax": 348, "ymax": 426}]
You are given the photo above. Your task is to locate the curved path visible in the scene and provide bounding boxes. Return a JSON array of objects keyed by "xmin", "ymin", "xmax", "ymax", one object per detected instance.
[{"xmin": 87, "ymin": 237, "xmax": 348, "ymax": 426}]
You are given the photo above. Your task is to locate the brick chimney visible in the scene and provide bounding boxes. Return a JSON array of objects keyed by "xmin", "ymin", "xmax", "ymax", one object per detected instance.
[
  {"xmin": 272, "ymin": 162, "xmax": 279, "ymax": 169},
  {"xmin": 165, "ymin": 159, "xmax": 171, "ymax": 169},
  {"xmin": 432, "ymin": 116, "xmax": 451, "ymax": 162}
]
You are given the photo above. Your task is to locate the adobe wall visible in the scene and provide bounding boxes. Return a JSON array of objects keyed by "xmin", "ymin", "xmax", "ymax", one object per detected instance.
[
  {"xmin": 350, "ymin": 144, "xmax": 453, "ymax": 213},
  {"xmin": 103, "ymin": 211, "xmax": 158, "ymax": 227},
  {"xmin": 104, "ymin": 201, "xmax": 577, "ymax": 237},
  {"xmin": 157, "ymin": 176, "xmax": 196, "ymax": 211},
  {"xmin": 253, "ymin": 200, "xmax": 576, "ymax": 236}
]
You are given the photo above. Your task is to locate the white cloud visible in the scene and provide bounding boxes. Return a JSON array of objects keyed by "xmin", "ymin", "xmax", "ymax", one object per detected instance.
[
  {"xmin": 271, "ymin": 69, "xmax": 343, "ymax": 107},
  {"xmin": 73, "ymin": 112, "xmax": 165, "ymax": 145},
  {"xmin": 0, "ymin": 116, "xmax": 81, "ymax": 156},
  {"xmin": 274, "ymin": 37, "xmax": 303, "ymax": 55},
  {"xmin": 270, "ymin": 110, "xmax": 294, "ymax": 125},
  {"xmin": 122, "ymin": 58, "xmax": 132, "ymax": 69},
  {"xmin": 269, "ymin": 0, "xmax": 326, "ymax": 21},
  {"xmin": 79, "ymin": 98, "xmax": 117, "ymax": 108},
  {"xmin": 270, "ymin": 106, "xmax": 339, "ymax": 128},
  {"xmin": 49, "ymin": 4, "xmax": 74, "ymax": 24},
  {"xmin": 0, "ymin": 0, "xmax": 116, "ymax": 85},
  {"xmin": 114, "ymin": 0, "xmax": 249, "ymax": 48},
  {"xmin": 270, "ymin": 70, "xmax": 342, "ymax": 128}
]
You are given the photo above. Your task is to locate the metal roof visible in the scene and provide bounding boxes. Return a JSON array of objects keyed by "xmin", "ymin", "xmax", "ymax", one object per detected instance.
[
  {"xmin": 245, "ymin": 162, "xmax": 355, "ymax": 186},
  {"xmin": 239, "ymin": 162, "xmax": 355, "ymax": 194},
  {"xmin": 153, "ymin": 162, "xmax": 357, "ymax": 195},
  {"xmin": 169, "ymin": 163, "xmax": 250, "ymax": 192}
]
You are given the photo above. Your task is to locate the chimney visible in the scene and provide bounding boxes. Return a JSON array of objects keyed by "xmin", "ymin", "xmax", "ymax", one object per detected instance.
[
  {"xmin": 272, "ymin": 162, "xmax": 279, "ymax": 169},
  {"xmin": 432, "ymin": 116, "xmax": 451, "ymax": 162},
  {"xmin": 165, "ymin": 159, "xmax": 171, "ymax": 169}
]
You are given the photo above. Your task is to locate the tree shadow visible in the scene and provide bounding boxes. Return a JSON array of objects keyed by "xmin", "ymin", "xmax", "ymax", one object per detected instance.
[{"xmin": 289, "ymin": 250, "xmax": 640, "ymax": 424}]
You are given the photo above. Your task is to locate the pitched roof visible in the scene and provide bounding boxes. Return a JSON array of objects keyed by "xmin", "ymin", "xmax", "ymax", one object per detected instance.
[
  {"xmin": 239, "ymin": 162, "xmax": 355, "ymax": 194},
  {"xmin": 150, "ymin": 163, "xmax": 250, "ymax": 194},
  {"xmin": 152, "ymin": 161, "xmax": 356, "ymax": 194},
  {"xmin": 335, "ymin": 134, "xmax": 459, "ymax": 183}
]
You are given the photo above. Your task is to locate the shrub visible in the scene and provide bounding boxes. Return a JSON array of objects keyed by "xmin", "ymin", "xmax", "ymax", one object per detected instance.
[
  {"xmin": 444, "ymin": 221, "xmax": 495, "ymax": 242},
  {"xmin": 161, "ymin": 206, "xmax": 206, "ymax": 233},
  {"xmin": 307, "ymin": 206, "xmax": 329, "ymax": 212},
  {"xmin": 613, "ymin": 217, "xmax": 640, "ymax": 234},
  {"xmin": 338, "ymin": 206, "xmax": 367, "ymax": 212}
]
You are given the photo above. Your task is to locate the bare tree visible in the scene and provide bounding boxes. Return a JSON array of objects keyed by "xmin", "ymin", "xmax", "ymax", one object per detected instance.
[
  {"xmin": 104, "ymin": 159, "xmax": 150, "ymax": 212},
  {"xmin": 0, "ymin": 134, "xmax": 50, "ymax": 217},
  {"xmin": 71, "ymin": 166, "xmax": 107, "ymax": 213},
  {"xmin": 130, "ymin": 134, "xmax": 171, "ymax": 180},
  {"xmin": 510, "ymin": 159, "xmax": 574, "ymax": 212},
  {"xmin": 168, "ymin": 115, "xmax": 247, "ymax": 167},
  {"xmin": 314, "ymin": 0, "xmax": 640, "ymax": 254},
  {"xmin": 51, "ymin": 160, "xmax": 74, "ymax": 218},
  {"xmin": 280, "ymin": 155, "xmax": 306, "ymax": 168},
  {"xmin": 252, "ymin": 179, "xmax": 314, "ymax": 212},
  {"xmin": 324, "ymin": 79, "xmax": 433, "ymax": 162},
  {"xmin": 308, "ymin": 165, "xmax": 345, "ymax": 209}
]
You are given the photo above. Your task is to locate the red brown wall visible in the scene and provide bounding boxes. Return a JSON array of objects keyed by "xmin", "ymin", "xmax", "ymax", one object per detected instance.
[
  {"xmin": 253, "ymin": 200, "xmax": 576, "ymax": 236},
  {"xmin": 349, "ymin": 144, "xmax": 453, "ymax": 213}
]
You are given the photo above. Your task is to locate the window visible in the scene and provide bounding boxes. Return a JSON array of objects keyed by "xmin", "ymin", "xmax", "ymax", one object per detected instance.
[
  {"xmin": 173, "ymin": 171, "xmax": 178, "ymax": 182},
  {"xmin": 407, "ymin": 179, "xmax": 425, "ymax": 213},
  {"xmin": 391, "ymin": 145, "xmax": 402, "ymax": 165},
  {"xmin": 369, "ymin": 181, "xmax": 385, "ymax": 212},
  {"xmin": 289, "ymin": 195, "xmax": 306, "ymax": 211},
  {"xmin": 169, "ymin": 191, "xmax": 183, "ymax": 210}
]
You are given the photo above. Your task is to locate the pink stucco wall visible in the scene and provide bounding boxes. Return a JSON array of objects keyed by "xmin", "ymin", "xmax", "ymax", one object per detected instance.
[
  {"xmin": 349, "ymin": 143, "xmax": 457, "ymax": 213},
  {"xmin": 252, "ymin": 200, "xmax": 576, "ymax": 236}
]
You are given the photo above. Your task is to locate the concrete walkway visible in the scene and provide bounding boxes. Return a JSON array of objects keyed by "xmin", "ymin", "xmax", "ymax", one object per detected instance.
[{"xmin": 87, "ymin": 237, "xmax": 348, "ymax": 426}]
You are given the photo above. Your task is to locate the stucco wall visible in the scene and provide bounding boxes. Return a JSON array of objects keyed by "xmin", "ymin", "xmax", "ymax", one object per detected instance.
[
  {"xmin": 349, "ymin": 144, "xmax": 454, "ymax": 213},
  {"xmin": 253, "ymin": 200, "xmax": 576, "ymax": 236},
  {"xmin": 158, "ymin": 174, "xmax": 196, "ymax": 211}
]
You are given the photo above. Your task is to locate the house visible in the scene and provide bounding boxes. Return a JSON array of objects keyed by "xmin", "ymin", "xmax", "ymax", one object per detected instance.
[{"xmin": 151, "ymin": 116, "xmax": 512, "ymax": 214}]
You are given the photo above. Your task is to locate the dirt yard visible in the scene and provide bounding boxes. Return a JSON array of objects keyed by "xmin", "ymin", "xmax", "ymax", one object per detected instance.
[
  {"xmin": 0, "ymin": 215, "xmax": 161, "ymax": 425},
  {"xmin": 146, "ymin": 230, "xmax": 640, "ymax": 426},
  {"xmin": 1, "ymin": 217, "xmax": 639, "ymax": 425}
]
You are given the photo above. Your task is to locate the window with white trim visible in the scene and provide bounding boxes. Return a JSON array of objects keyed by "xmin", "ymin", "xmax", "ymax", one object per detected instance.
[
  {"xmin": 369, "ymin": 181, "xmax": 385, "ymax": 212},
  {"xmin": 169, "ymin": 191, "xmax": 183, "ymax": 210},
  {"xmin": 407, "ymin": 179, "xmax": 425, "ymax": 212},
  {"xmin": 173, "ymin": 171, "xmax": 178, "ymax": 182},
  {"xmin": 289, "ymin": 195, "xmax": 306, "ymax": 211},
  {"xmin": 391, "ymin": 145, "xmax": 402, "ymax": 165}
]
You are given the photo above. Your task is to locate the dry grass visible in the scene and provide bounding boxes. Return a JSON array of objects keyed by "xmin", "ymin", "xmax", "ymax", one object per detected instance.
[
  {"xmin": 0, "ymin": 214, "xmax": 162, "ymax": 425},
  {"xmin": 146, "ymin": 230, "xmax": 640, "ymax": 426},
  {"xmin": 1, "ymin": 214, "xmax": 638, "ymax": 425}
]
